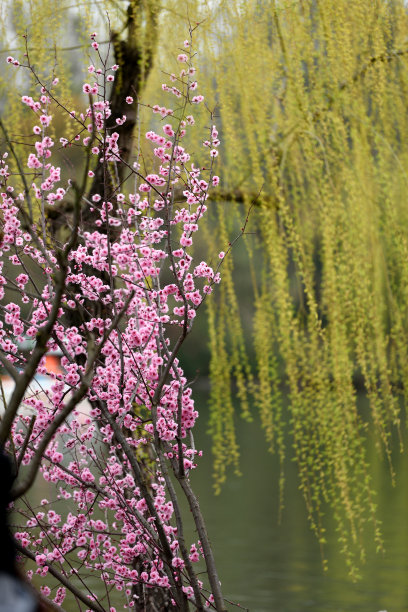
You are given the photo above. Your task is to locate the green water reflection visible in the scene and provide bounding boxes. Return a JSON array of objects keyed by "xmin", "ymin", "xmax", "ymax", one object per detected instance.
[{"xmin": 188, "ymin": 398, "xmax": 408, "ymax": 612}]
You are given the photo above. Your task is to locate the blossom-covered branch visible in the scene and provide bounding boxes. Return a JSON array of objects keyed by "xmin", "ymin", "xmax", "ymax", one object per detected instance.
[{"xmin": 1, "ymin": 29, "xmax": 229, "ymax": 612}]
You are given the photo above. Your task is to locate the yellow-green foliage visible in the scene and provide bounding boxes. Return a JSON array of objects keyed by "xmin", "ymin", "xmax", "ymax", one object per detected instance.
[
  {"xmin": 148, "ymin": 0, "xmax": 408, "ymax": 575},
  {"xmin": 2, "ymin": 0, "xmax": 408, "ymax": 576}
]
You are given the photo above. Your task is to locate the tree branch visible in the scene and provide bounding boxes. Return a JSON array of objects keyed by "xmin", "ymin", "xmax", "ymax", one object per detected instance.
[
  {"xmin": 15, "ymin": 540, "xmax": 105, "ymax": 612},
  {"xmin": 10, "ymin": 291, "xmax": 134, "ymax": 500}
]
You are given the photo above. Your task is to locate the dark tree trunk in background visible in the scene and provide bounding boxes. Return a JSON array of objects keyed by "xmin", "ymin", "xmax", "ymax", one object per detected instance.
[{"xmin": 86, "ymin": 1, "xmax": 158, "ymax": 204}]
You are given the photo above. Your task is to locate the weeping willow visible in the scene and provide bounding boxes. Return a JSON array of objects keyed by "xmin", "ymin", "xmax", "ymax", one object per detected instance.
[
  {"xmin": 148, "ymin": 0, "xmax": 408, "ymax": 576},
  {"xmin": 2, "ymin": 0, "xmax": 408, "ymax": 577}
]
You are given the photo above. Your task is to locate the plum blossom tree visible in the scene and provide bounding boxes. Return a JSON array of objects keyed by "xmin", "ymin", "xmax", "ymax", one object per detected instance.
[{"xmin": 0, "ymin": 29, "xmax": 237, "ymax": 612}]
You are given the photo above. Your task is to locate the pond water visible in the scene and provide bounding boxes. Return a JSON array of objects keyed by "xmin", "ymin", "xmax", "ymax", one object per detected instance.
[
  {"xmin": 187, "ymin": 398, "xmax": 408, "ymax": 612},
  {"xmin": 23, "ymin": 394, "xmax": 408, "ymax": 611}
]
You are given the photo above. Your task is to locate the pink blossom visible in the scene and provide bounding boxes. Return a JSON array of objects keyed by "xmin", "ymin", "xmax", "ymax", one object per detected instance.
[
  {"xmin": 1, "ymin": 35, "xmax": 229, "ymax": 610},
  {"xmin": 39, "ymin": 115, "xmax": 52, "ymax": 127},
  {"xmin": 163, "ymin": 124, "xmax": 175, "ymax": 137}
]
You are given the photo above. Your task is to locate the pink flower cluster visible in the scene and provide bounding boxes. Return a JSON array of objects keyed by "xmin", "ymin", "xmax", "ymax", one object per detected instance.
[{"xmin": 1, "ymin": 32, "xmax": 224, "ymax": 610}]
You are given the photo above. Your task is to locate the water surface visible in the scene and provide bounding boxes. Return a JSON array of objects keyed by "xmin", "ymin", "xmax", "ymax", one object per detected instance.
[{"xmin": 188, "ymin": 400, "xmax": 408, "ymax": 612}]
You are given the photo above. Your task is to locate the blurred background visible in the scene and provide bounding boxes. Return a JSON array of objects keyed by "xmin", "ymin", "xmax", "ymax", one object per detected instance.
[{"xmin": 2, "ymin": 1, "xmax": 408, "ymax": 610}]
